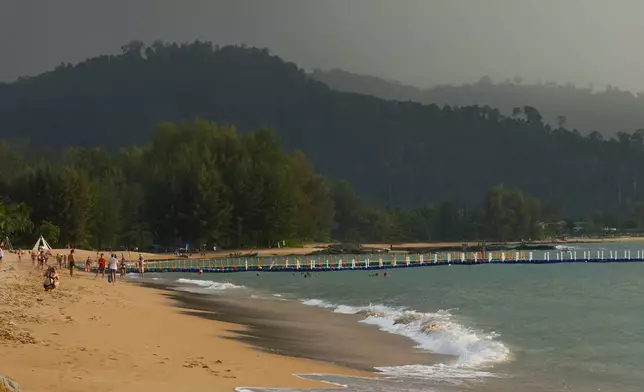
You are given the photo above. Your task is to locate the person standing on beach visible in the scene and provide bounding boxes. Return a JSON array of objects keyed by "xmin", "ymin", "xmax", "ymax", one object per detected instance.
[
  {"xmin": 96, "ymin": 253, "xmax": 106, "ymax": 279},
  {"xmin": 107, "ymin": 254, "xmax": 118, "ymax": 285},
  {"xmin": 137, "ymin": 253, "xmax": 144, "ymax": 278},
  {"xmin": 120, "ymin": 255, "xmax": 127, "ymax": 279},
  {"xmin": 68, "ymin": 249, "xmax": 76, "ymax": 277},
  {"xmin": 37, "ymin": 249, "xmax": 46, "ymax": 269}
]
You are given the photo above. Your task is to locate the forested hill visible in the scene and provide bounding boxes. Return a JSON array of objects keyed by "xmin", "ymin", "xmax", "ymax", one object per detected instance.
[
  {"xmin": 2, "ymin": 41, "xmax": 644, "ymax": 215},
  {"xmin": 310, "ymin": 69, "xmax": 644, "ymax": 138}
]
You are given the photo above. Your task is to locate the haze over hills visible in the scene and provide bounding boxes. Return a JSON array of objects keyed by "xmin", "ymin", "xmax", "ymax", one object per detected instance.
[
  {"xmin": 2, "ymin": 41, "xmax": 644, "ymax": 216},
  {"xmin": 310, "ymin": 69, "xmax": 644, "ymax": 138}
]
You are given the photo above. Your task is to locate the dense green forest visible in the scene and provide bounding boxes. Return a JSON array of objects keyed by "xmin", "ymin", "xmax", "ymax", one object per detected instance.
[
  {"xmin": 310, "ymin": 69, "xmax": 644, "ymax": 139},
  {"xmin": 3, "ymin": 41, "xmax": 644, "ymax": 216},
  {"xmin": 0, "ymin": 119, "xmax": 599, "ymax": 250}
]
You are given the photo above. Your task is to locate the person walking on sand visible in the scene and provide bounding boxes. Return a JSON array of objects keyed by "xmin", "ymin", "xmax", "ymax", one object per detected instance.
[
  {"xmin": 137, "ymin": 253, "xmax": 145, "ymax": 278},
  {"xmin": 107, "ymin": 254, "xmax": 118, "ymax": 285},
  {"xmin": 0, "ymin": 246, "xmax": 4, "ymax": 264},
  {"xmin": 68, "ymin": 249, "xmax": 76, "ymax": 277},
  {"xmin": 85, "ymin": 256, "xmax": 91, "ymax": 272},
  {"xmin": 96, "ymin": 253, "xmax": 107, "ymax": 279}
]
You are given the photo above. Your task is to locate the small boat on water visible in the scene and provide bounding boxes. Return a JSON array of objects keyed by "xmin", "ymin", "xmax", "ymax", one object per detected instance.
[{"xmin": 228, "ymin": 252, "xmax": 259, "ymax": 258}]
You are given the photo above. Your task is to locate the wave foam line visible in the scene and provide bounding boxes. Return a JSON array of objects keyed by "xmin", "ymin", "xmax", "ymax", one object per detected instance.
[
  {"xmin": 301, "ymin": 299, "xmax": 510, "ymax": 381},
  {"xmin": 176, "ymin": 278, "xmax": 244, "ymax": 290}
]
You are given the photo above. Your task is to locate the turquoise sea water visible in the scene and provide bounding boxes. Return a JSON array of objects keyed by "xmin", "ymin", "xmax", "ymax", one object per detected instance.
[{"xmin": 138, "ymin": 242, "xmax": 644, "ymax": 392}]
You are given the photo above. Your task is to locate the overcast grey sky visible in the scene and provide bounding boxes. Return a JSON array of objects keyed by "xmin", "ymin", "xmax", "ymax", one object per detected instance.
[{"xmin": 2, "ymin": 0, "xmax": 643, "ymax": 90}]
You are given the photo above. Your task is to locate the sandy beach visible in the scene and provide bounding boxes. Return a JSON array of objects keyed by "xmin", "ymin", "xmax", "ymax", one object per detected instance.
[{"xmin": 0, "ymin": 252, "xmax": 367, "ymax": 392}]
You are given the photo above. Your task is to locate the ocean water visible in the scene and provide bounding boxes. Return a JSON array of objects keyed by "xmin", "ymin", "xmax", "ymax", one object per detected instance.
[{"xmin": 140, "ymin": 242, "xmax": 644, "ymax": 392}]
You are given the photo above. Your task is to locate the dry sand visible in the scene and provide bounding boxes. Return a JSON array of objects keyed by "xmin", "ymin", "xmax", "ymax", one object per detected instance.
[{"xmin": 0, "ymin": 253, "xmax": 366, "ymax": 392}]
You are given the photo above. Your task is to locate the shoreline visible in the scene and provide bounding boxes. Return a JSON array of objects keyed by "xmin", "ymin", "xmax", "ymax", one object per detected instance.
[
  {"xmin": 0, "ymin": 255, "xmax": 369, "ymax": 392},
  {"xmin": 144, "ymin": 281, "xmax": 451, "ymax": 373}
]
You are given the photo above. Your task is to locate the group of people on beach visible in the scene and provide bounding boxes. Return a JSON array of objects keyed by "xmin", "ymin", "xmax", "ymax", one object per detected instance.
[
  {"xmin": 93, "ymin": 253, "xmax": 129, "ymax": 285},
  {"xmin": 24, "ymin": 247, "xmax": 147, "ymax": 292}
]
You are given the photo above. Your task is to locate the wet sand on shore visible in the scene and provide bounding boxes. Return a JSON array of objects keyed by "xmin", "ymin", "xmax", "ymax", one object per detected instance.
[{"xmin": 150, "ymin": 284, "xmax": 451, "ymax": 372}]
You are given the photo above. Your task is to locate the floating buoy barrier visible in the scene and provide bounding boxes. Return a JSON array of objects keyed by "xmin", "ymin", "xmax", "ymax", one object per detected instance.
[{"xmin": 77, "ymin": 249, "xmax": 644, "ymax": 275}]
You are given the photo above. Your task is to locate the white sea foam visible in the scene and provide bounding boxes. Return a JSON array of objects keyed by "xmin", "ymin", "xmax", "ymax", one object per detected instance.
[
  {"xmin": 125, "ymin": 273, "xmax": 161, "ymax": 280},
  {"xmin": 300, "ymin": 299, "xmax": 510, "ymax": 381},
  {"xmin": 374, "ymin": 364, "xmax": 499, "ymax": 384},
  {"xmin": 176, "ymin": 278, "xmax": 244, "ymax": 290},
  {"xmin": 301, "ymin": 298, "xmax": 336, "ymax": 308}
]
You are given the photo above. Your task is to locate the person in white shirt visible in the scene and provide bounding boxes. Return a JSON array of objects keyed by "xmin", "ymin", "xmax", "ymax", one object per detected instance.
[{"xmin": 107, "ymin": 254, "xmax": 119, "ymax": 285}]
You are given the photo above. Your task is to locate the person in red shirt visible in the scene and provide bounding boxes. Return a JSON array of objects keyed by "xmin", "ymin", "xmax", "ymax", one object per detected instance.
[{"xmin": 96, "ymin": 253, "xmax": 107, "ymax": 279}]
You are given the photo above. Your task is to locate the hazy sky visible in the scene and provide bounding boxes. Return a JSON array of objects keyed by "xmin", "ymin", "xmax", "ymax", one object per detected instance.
[{"xmin": 2, "ymin": 0, "xmax": 644, "ymax": 91}]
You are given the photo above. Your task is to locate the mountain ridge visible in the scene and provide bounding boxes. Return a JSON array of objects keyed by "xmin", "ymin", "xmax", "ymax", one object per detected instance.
[
  {"xmin": 310, "ymin": 68, "xmax": 644, "ymax": 138},
  {"xmin": 1, "ymin": 41, "xmax": 644, "ymax": 215}
]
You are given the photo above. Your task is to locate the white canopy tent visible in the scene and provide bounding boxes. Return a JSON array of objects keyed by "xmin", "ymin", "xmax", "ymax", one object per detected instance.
[
  {"xmin": 32, "ymin": 235, "xmax": 52, "ymax": 252},
  {"xmin": 3, "ymin": 236, "xmax": 13, "ymax": 251}
]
